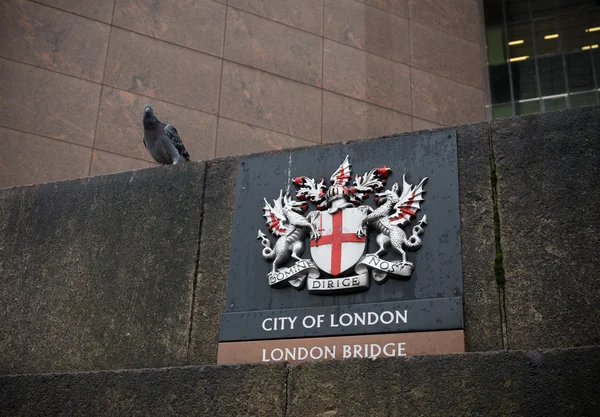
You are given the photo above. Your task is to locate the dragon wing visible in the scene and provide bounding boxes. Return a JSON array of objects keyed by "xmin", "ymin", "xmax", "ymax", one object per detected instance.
[
  {"xmin": 263, "ymin": 190, "xmax": 289, "ymax": 236},
  {"xmin": 293, "ymin": 176, "xmax": 327, "ymax": 209},
  {"xmin": 349, "ymin": 165, "xmax": 391, "ymax": 203},
  {"xmin": 389, "ymin": 175, "xmax": 428, "ymax": 226},
  {"xmin": 330, "ymin": 155, "xmax": 352, "ymax": 186}
]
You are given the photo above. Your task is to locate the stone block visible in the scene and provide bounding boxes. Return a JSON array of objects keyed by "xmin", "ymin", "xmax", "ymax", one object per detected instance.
[
  {"xmin": 324, "ymin": 40, "xmax": 411, "ymax": 113},
  {"xmin": 410, "ymin": 21, "xmax": 483, "ymax": 89},
  {"xmin": 0, "ymin": 162, "xmax": 205, "ymax": 374},
  {"xmin": 412, "ymin": 117, "xmax": 442, "ymax": 130},
  {"xmin": 220, "ymin": 62, "xmax": 322, "ymax": 142},
  {"xmin": 216, "ymin": 119, "xmax": 314, "ymax": 157},
  {"xmin": 36, "ymin": 0, "xmax": 114, "ymax": 22},
  {"xmin": 228, "ymin": 0, "xmax": 323, "ymax": 35},
  {"xmin": 0, "ymin": 0, "xmax": 110, "ymax": 82},
  {"xmin": 188, "ymin": 157, "xmax": 238, "ymax": 364},
  {"xmin": 322, "ymin": 91, "xmax": 412, "ymax": 143},
  {"xmin": 408, "ymin": 0, "xmax": 482, "ymax": 44},
  {"xmin": 0, "ymin": 58, "xmax": 101, "ymax": 147},
  {"xmin": 287, "ymin": 347, "xmax": 600, "ymax": 416},
  {"xmin": 225, "ymin": 8, "xmax": 322, "ymax": 86},
  {"xmin": 0, "ymin": 128, "xmax": 91, "ymax": 189},
  {"xmin": 492, "ymin": 106, "xmax": 600, "ymax": 349},
  {"xmin": 89, "ymin": 150, "xmax": 154, "ymax": 177},
  {"xmin": 362, "ymin": 0, "xmax": 408, "ymax": 18},
  {"xmin": 0, "ymin": 363, "xmax": 287, "ymax": 416},
  {"xmin": 456, "ymin": 122, "xmax": 502, "ymax": 351},
  {"xmin": 411, "ymin": 68, "xmax": 485, "ymax": 126},
  {"xmin": 324, "ymin": 0, "xmax": 409, "ymax": 64},
  {"xmin": 104, "ymin": 28, "xmax": 222, "ymax": 113},
  {"xmin": 113, "ymin": 0, "xmax": 226, "ymax": 56}
]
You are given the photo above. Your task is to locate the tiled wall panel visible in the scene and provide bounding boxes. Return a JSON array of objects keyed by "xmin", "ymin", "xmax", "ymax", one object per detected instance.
[{"xmin": 0, "ymin": 0, "xmax": 485, "ymax": 187}]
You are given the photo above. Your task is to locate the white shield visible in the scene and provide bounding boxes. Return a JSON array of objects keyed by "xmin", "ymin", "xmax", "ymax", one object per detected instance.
[{"xmin": 310, "ymin": 208, "xmax": 367, "ymax": 276}]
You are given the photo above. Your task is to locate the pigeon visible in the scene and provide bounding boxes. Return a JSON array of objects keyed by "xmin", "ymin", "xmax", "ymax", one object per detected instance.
[{"xmin": 142, "ymin": 104, "xmax": 190, "ymax": 164}]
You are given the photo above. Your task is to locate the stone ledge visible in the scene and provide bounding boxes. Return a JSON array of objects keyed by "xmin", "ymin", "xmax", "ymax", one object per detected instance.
[
  {"xmin": 0, "ymin": 362, "xmax": 287, "ymax": 417},
  {"xmin": 1, "ymin": 347, "xmax": 597, "ymax": 416},
  {"xmin": 287, "ymin": 346, "xmax": 600, "ymax": 417}
]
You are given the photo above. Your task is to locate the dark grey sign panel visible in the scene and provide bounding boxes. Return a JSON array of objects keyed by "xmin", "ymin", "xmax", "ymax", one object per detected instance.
[
  {"xmin": 220, "ymin": 297, "xmax": 463, "ymax": 341},
  {"xmin": 222, "ymin": 129, "xmax": 463, "ymax": 341}
]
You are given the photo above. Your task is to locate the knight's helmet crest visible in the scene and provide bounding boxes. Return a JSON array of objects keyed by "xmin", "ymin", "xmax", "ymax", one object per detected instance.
[{"xmin": 293, "ymin": 156, "xmax": 391, "ymax": 211}]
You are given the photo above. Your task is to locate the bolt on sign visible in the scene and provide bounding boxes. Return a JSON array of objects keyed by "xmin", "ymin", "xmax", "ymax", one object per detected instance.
[{"xmin": 218, "ymin": 130, "xmax": 465, "ymax": 365}]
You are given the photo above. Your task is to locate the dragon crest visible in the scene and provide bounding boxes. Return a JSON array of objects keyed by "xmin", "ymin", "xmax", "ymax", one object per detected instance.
[{"xmin": 257, "ymin": 156, "xmax": 429, "ymax": 292}]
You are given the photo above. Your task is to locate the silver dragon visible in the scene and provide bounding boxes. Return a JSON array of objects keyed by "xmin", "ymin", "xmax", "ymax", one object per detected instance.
[
  {"xmin": 357, "ymin": 175, "xmax": 428, "ymax": 265},
  {"xmin": 257, "ymin": 191, "xmax": 320, "ymax": 275}
]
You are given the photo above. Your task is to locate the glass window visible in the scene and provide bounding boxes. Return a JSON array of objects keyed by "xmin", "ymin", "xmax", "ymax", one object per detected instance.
[
  {"xmin": 570, "ymin": 91, "xmax": 598, "ymax": 107},
  {"xmin": 484, "ymin": 0, "xmax": 600, "ymax": 118},
  {"xmin": 531, "ymin": 0, "xmax": 558, "ymax": 19},
  {"xmin": 561, "ymin": 13, "xmax": 599, "ymax": 53},
  {"xmin": 506, "ymin": 0, "xmax": 531, "ymax": 24},
  {"xmin": 543, "ymin": 96, "xmax": 567, "ymax": 111},
  {"xmin": 516, "ymin": 99, "xmax": 541, "ymax": 115},
  {"xmin": 511, "ymin": 59, "xmax": 539, "ymax": 100},
  {"xmin": 489, "ymin": 64, "xmax": 512, "ymax": 103},
  {"xmin": 535, "ymin": 18, "xmax": 561, "ymax": 56},
  {"xmin": 538, "ymin": 55, "xmax": 566, "ymax": 95},
  {"xmin": 593, "ymin": 48, "xmax": 600, "ymax": 79},
  {"xmin": 485, "ymin": 0, "xmax": 505, "ymax": 26},
  {"xmin": 507, "ymin": 22, "xmax": 534, "ymax": 59},
  {"xmin": 492, "ymin": 103, "xmax": 514, "ymax": 118},
  {"xmin": 557, "ymin": 0, "xmax": 591, "ymax": 16},
  {"xmin": 566, "ymin": 51, "xmax": 595, "ymax": 91},
  {"xmin": 487, "ymin": 26, "xmax": 508, "ymax": 65}
]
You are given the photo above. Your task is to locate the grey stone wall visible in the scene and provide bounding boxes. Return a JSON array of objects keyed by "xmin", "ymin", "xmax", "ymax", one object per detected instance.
[
  {"xmin": 0, "ymin": 163, "xmax": 205, "ymax": 374},
  {"xmin": 493, "ymin": 106, "xmax": 600, "ymax": 349},
  {"xmin": 1, "ymin": 347, "xmax": 598, "ymax": 417},
  {"xmin": 1, "ymin": 106, "xmax": 599, "ymax": 375}
]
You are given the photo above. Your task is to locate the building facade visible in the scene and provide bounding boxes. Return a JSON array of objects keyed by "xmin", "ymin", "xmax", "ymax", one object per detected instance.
[
  {"xmin": 0, "ymin": 0, "xmax": 486, "ymax": 188},
  {"xmin": 485, "ymin": 0, "xmax": 600, "ymax": 118}
]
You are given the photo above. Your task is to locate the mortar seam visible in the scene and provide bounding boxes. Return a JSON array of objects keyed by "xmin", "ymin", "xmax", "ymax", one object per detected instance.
[
  {"xmin": 488, "ymin": 123, "xmax": 509, "ymax": 350},
  {"xmin": 187, "ymin": 162, "xmax": 209, "ymax": 361},
  {"xmin": 284, "ymin": 363, "xmax": 291, "ymax": 417},
  {"xmin": 320, "ymin": 0, "xmax": 325, "ymax": 144},
  {"xmin": 214, "ymin": 5, "xmax": 229, "ymax": 158},
  {"xmin": 87, "ymin": 1, "xmax": 115, "ymax": 176}
]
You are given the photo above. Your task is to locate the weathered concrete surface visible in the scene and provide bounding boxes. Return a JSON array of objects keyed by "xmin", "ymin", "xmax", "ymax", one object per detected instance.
[
  {"xmin": 2, "ymin": 348, "xmax": 597, "ymax": 416},
  {"xmin": 0, "ymin": 163, "xmax": 205, "ymax": 374},
  {"xmin": 188, "ymin": 157, "xmax": 238, "ymax": 364},
  {"xmin": 287, "ymin": 347, "xmax": 600, "ymax": 417},
  {"xmin": 0, "ymin": 362, "xmax": 287, "ymax": 417},
  {"xmin": 492, "ymin": 106, "xmax": 600, "ymax": 349},
  {"xmin": 455, "ymin": 122, "xmax": 501, "ymax": 351}
]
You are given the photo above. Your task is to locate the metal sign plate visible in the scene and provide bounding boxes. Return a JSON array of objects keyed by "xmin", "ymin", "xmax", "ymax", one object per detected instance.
[{"xmin": 222, "ymin": 129, "xmax": 463, "ymax": 342}]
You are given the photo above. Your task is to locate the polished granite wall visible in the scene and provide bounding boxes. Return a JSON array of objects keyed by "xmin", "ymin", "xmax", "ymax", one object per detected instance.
[{"xmin": 0, "ymin": 0, "xmax": 485, "ymax": 188}]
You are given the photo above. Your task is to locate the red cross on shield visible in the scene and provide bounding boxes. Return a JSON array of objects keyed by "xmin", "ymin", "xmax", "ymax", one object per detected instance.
[{"xmin": 310, "ymin": 208, "xmax": 367, "ymax": 276}]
